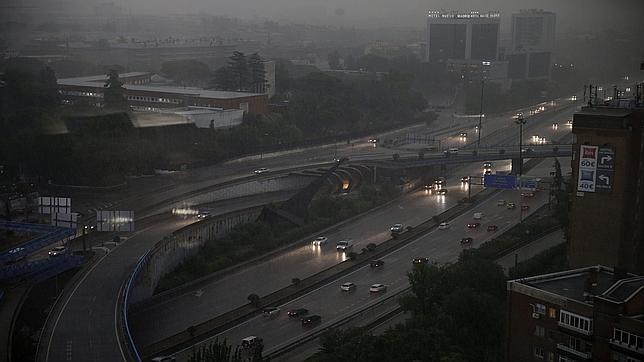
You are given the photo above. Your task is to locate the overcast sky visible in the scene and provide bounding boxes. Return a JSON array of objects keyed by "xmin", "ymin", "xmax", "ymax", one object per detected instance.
[{"xmin": 110, "ymin": 0, "xmax": 643, "ymax": 30}]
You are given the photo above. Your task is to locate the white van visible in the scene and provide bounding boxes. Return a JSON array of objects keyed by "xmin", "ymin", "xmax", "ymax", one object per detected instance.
[{"xmin": 473, "ymin": 212, "xmax": 484, "ymax": 220}]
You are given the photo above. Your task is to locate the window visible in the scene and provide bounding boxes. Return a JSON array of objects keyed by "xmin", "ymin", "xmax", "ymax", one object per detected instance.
[
  {"xmin": 612, "ymin": 351, "xmax": 642, "ymax": 362},
  {"xmin": 534, "ymin": 346, "xmax": 544, "ymax": 359},
  {"xmin": 535, "ymin": 325, "xmax": 545, "ymax": 338},
  {"xmin": 549, "ymin": 308, "xmax": 557, "ymax": 318},
  {"xmin": 613, "ymin": 328, "xmax": 644, "ymax": 352},
  {"xmin": 559, "ymin": 310, "xmax": 592, "ymax": 334},
  {"xmin": 547, "ymin": 352, "xmax": 554, "ymax": 362}
]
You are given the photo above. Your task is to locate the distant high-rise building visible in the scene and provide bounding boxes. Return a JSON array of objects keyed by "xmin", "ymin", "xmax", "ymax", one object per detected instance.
[
  {"xmin": 425, "ymin": 10, "xmax": 501, "ymax": 64},
  {"xmin": 507, "ymin": 10, "xmax": 556, "ymax": 80},
  {"xmin": 569, "ymin": 88, "xmax": 644, "ymax": 274}
]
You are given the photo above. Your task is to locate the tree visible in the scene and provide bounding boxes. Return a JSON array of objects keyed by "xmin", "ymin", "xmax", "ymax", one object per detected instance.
[
  {"xmin": 187, "ymin": 338, "xmax": 246, "ymax": 362},
  {"xmin": 103, "ymin": 69, "xmax": 129, "ymax": 111},
  {"xmin": 247, "ymin": 293, "xmax": 260, "ymax": 307},
  {"xmin": 328, "ymin": 50, "xmax": 341, "ymax": 70},
  {"xmin": 212, "ymin": 66, "xmax": 235, "ymax": 91},
  {"xmin": 247, "ymin": 53, "xmax": 267, "ymax": 93},
  {"xmin": 228, "ymin": 51, "xmax": 248, "ymax": 91}
]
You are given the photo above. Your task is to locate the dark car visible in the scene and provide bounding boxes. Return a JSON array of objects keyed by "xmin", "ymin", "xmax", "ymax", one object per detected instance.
[
  {"xmin": 370, "ymin": 260, "xmax": 385, "ymax": 268},
  {"xmin": 302, "ymin": 315, "xmax": 322, "ymax": 326},
  {"xmin": 460, "ymin": 237, "xmax": 473, "ymax": 245},
  {"xmin": 521, "ymin": 205, "xmax": 530, "ymax": 210},
  {"xmin": 487, "ymin": 225, "xmax": 498, "ymax": 232},
  {"xmin": 287, "ymin": 308, "xmax": 309, "ymax": 318},
  {"xmin": 436, "ymin": 188, "xmax": 448, "ymax": 195},
  {"xmin": 467, "ymin": 222, "xmax": 481, "ymax": 229},
  {"xmin": 461, "ymin": 176, "xmax": 469, "ymax": 183},
  {"xmin": 412, "ymin": 257, "xmax": 429, "ymax": 265}
]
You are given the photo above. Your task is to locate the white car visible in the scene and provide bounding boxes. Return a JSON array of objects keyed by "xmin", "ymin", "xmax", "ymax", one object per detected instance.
[
  {"xmin": 473, "ymin": 212, "xmax": 484, "ymax": 220},
  {"xmin": 48, "ymin": 246, "xmax": 67, "ymax": 257},
  {"xmin": 438, "ymin": 222, "xmax": 450, "ymax": 230},
  {"xmin": 390, "ymin": 223, "xmax": 404, "ymax": 233},
  {"xmin": 262, "ymin": 307, "xmax": 280, "ymax": 318},
  {"xmin": 254, "ymin": 168, "xmax": 269, "ymax": 175},
  {"xmin": 340, "ymin": 282, "xmax": 356, "ymax": 292},
  {"xmin": 369, "ymin": 284, "xmax": 387, "ymax": 293},
  {"xmin": 312, "ymin": 236, "xmax": 328, "ymax": 246}
]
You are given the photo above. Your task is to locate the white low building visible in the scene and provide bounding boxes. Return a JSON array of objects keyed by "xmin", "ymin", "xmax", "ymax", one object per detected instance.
[{"xmin": 133, "ymin": 106, "xmax": 244, "ymax": 129}]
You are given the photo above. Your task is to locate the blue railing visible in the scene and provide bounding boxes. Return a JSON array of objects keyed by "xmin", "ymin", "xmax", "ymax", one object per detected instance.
[
  {"xmin": 120, "ymin": 248, "xmax": 153, "ymax": 362},
  {"xmin": 0, "ymin": 221, "xmax": 75, "ymax": 264}
]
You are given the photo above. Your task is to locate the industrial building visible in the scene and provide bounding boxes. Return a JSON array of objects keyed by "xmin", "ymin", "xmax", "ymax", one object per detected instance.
[
  {"xmin": 507, "ymin": 266, "xmax": 644, "ymax": 362},
  {"xmin": 58, "ymin": 72, "xmax": 269, "ymax": 114}
]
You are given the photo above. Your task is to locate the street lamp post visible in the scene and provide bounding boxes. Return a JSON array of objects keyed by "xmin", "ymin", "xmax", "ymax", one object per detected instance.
[
  {"xmin": 515, "ymin": 113, "xmax": 527, "ymax": 223},
  {"xmin": 477, "ymin": 79, "xmax": 484, "ymax": 153}
]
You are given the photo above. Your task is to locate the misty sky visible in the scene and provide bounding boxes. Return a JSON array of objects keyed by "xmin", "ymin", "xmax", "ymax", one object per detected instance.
[{"xmin": 107, "ymin": 0, "xmax": 644, "ymax": 31}]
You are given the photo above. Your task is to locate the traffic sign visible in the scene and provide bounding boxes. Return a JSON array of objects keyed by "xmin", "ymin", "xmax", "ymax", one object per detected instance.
[
  {"xmin": 484, "ymin": 174, "xmax": 517, "ymax": 189},
  {"xmin": 595, "ymin": 146, "xmax": 615, "ymax": 193}
]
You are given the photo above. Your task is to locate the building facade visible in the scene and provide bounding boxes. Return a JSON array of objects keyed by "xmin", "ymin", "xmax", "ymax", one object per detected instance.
[
  {"xmin": 569, "ymin": 98, "xmax": 644, "ymax": 274},
  {"xmin": 58, "ymin": 72, "xmax": 268, "ymax": 114},
  {"xmin": 506, "ymin": 10, "xmax": 556, "ymax": 80},
  {"xmin": 426, "ymin": 10, "xmax": 501, "ymax": 64},
  {"xmin": 507, "ymin": 266, "xmax": 644, "ymax": 362}
]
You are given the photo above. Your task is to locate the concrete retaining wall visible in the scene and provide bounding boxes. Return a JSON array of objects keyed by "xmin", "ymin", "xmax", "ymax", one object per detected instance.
[
  {"xmin": 159, "ymin": 174, "xmax": 316, "ymax": 214},
  {"xmin": 128, "ymin": 206, "xmax": 263, "ymax": 304}
]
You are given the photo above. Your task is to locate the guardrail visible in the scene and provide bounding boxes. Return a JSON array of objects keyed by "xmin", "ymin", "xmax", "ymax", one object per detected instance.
[{"xmin": 120, "ymin": 249, "xmax": 153, "ymax": 362}]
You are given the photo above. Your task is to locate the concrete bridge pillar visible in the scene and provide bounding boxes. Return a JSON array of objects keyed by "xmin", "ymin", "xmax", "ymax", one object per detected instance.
[{"xmin": 511, "ymin": 158, "xmax": 523, "ymax": 175}]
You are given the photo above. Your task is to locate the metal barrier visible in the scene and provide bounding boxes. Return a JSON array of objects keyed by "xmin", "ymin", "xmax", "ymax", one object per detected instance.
[{"xmin": 120, "ymin": 250, "xmax": 152, "ymax": 362}]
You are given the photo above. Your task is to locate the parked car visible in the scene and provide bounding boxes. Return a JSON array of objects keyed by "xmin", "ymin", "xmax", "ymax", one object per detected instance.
[
  {"xmin": 413, "ymin": 257, "xmax": 430, "ymax": 265},
  {"xmin": 312, "ymin": 236, "xmax": 328, "ymax": 246},
  {"xmin": 336, "ymin": 239, "xmax": 353, "ymax": 251},
  {"xmin": 467, "ymin": 222, "xmax": 481, "ymax": 229},
  {"xmin": 438, "ymin": 222, "xmax": 450, "ymax": 230},
  {"xmin": 390, "ymin": 223, "xmax": 404, "ymax": 234},
  {"xmin": 48, "ymin": 246, "xmax": 67, "ymax": 257},
  {"xmin": 340, "ymin": 282, "xmax": 356, "ymax": 292},
  {"xmin": 302, "ymin": 315, "xmax": 322, "ymax": 326},
  {"xmin": 370, "ymin": 260, "xmax": 385, "ymax": 268},
  {"xmin": 288, "ymin": 308, "xmax": 309, "ymax": 318},
  {"xmin": 241, "ymin": 336, "xmax": 263, "ymax": 350},
  {"xmin": 507, "ymin": 202, "xmax": 517, "ymax": 210},
  {"xmin": 253, "ymin": 167, "xmax": 269, "ymax": 175},
  {"xmin": 369, "ymin": 284, "xmax": 387, "ymax": 293},
  {"xmin": 460, "ymin": 237, "xmax": 473, "ymax": 246},
  {"xmin": 262, "ymin": 307, "xmax": 280, "ymax": 318},
  {"xmin": 487, "ymin": 225, "xmax": 499, "ymax": 232}
]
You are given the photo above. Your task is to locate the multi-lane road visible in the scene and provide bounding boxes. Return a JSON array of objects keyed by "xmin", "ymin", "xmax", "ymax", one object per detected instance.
[{"xmin": 171, "ymin": 156, "xmax": 566, "ymax": 361}]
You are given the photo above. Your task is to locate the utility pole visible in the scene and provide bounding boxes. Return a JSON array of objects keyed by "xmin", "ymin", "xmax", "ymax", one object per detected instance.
[
  {"xmin": 477, "ymin": 79, "xmax": 484, "ymax": 153},
  {"xmin": 515, "ymin": 113, "xmax": 526, "ymax": 223}
]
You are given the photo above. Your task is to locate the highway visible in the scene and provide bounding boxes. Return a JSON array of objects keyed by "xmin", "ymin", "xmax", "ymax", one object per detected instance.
[
  {"xmin": 172, "ymin": 158, "xmax": 558, "ymax": 360},
  {"xmin": 130, "ymin": 100, "xmax": 579, "ymax": 349}
]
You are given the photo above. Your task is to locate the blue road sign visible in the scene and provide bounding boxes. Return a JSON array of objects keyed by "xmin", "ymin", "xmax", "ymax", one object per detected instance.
[{"xmin": 484, "ymin": 174, "xmax": 517, "ymax": 189}]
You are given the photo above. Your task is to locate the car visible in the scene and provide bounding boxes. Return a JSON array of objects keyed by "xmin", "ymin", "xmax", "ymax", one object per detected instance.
[
  {"xmin": 507, "ymin": 202, "xmax": 517, "ymax": 210},
  {"xmin": 412, "ymin": 257, "xmax": 429, "ymax": 265},
  {"xmin": 448, "ymin": 147, "xmax": 459, "ymax": 154},
  {"xmin": 8, "ymin": 247, "xmax": 25, "ymax": 255},
  {"xmin": 460, "ymin": 237, "xmax": 473, "ymax": 245},
  {"xmin": 438, "ymin": 222, "xmax": 450, "ymax": 230},
  {"xmin": 459, "ymin": 132, "xmax": 467, "ymax": 137},
  {"xmin": 312, "ymin": 236, "xmax": 328, "ymax": 246},
  {"xmin": 483, "ymin": 162, "xmax": 493, "ymax": 169},
  {"xmin": 254, "ymin": 167, "xmax": 269, "ymax": 175},
  {"xmin": 521, "ymin": 148, "xmax": 535, "ymax": 154},
  {"xmin": 487, "ymin": 225, "xmax": 499, "ymax": 232},
  {"xmin": 461, "ymin": 176, "xmax": 469, "ymax": 183},
  {"xmin": 370, "ymin": 260, "xmax": 385, "ymax": 268},
  {"xmin": 340, "ymin": 282, "xmax": 357, "ymax": 292},
  {"xmin": 424, "ymin": 184, "xmax": 434, "ymax": 191},
  {"xmin": 262, "ymin": 307, "xmax": 280, "ymax": 318},
  {"xmin": 434, "ymin": 177, "xmax": 446, "ymax": 188},
  {"xmin": 368, "ymin": 138, "xmax": 378, "ymax": 143},
  {"xmin": 241, "ymin": 336, "xmax": 263, "ymax": 350},
  {"xmin": 521, "ymin": 192, "xmax": 535, "ymax": 197},
  {"xmin": 484, "ymin": 170, "xmax": 492, "ymax": 175},
  {"xmin": 288, "ymin": 308, "xmax": 309, "ymax": 318},
  {"xmin": 497, "ymin": 200, "xmax": 506, "ymax": 206},
  {"xmin": 197, "ymin": 211, "xmax": 210, "ymax": 219},
  {"xmin": 436, "ymin": 188, "xmax": 448, "ymax": 195},
  {"xmin": 552, "ymin": 123, "xmax": 559, "ymax": 130},
  {"xmin": 302, "ymin": 315, "xmax": 322, "ymax": 326},
  {"xmin": 48, "ymin": 246, "xmax": 67, "ymax": 257},
  {"xmin": 473, "ymin": 212, "xmax": 484, "ymax": 220},
  {"xmin": 566, "ymin": 119, "xmax": 573, "ymax": 126},
  {"xmin": 390, "ymin": 223, "xmax": 403, "ymax": 233},
  {"xmin": 336, "ymin": 239, "xmax": 353, "ymax": 251},
  {"xmin": 467, "ymin": 222, "xmax": 481, "ymax": 229},
  {"xmin": 521, "ymin": 205, "xmax": 530, "ymax": 210},
  {"xmin": 369, "ymin": 284, "xmax": 387, "ymax": 293}
]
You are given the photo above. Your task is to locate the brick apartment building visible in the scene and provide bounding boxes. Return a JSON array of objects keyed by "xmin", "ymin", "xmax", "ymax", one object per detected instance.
[
  {"xmin": 507, "ymin": 265, "xmax": 644, "ymax": 362},
  {"xmin": 569, "ymin": 89, "xmax": 644, "ymax": 274}
]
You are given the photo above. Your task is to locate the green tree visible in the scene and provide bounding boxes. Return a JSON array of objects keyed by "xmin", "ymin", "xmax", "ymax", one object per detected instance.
[
  {"xmin": 228, "ymin": 51, "xmax": 248, "ymax": 91},
  {"xmin": 247, "ymin": 53, "xmax": 267, "ymax": 93},
  {"xmin": 103, "ymin": 69, "xmax": 129, "ymax": 111},
  {"xmin": 187, "ymin": 338, "xmax": 246, "ymax": 362},
  {"xmin": 328, "ymin": 50, "xmax": 341, "ymax": 70}
]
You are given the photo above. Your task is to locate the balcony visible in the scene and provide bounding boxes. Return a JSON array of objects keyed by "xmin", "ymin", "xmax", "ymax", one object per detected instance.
[
  {"xmin": 557, "ymin": 321, "xmax": 592, "ymax": 336},
  {"xmin": 557, "ymin": 343, "xmax": 592, "ymax": 359},
  {"xmin": 610, "ymin": 339, "xmax": 644, "ymax": 355}
]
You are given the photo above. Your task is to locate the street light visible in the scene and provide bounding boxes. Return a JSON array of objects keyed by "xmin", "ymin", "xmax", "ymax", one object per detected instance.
[
  {"xmin": 515, "ymin": 113, "xmax": 526, "ymax": 176},
  {"xmin": 477, "ymin": 79, "xmax": 484, "ymax": 153}
]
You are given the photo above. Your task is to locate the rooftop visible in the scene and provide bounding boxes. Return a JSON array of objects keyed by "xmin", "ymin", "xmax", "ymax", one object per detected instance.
[
  {"xmin": 58, "ymin": 73, "xmax": 264, "ymax": 100},
  {"xmin": 602, "ymin": 276, "xmax": 644, "ymax": 302}
]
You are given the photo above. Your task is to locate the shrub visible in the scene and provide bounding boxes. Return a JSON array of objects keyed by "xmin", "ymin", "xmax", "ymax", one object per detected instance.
[
  {"xmin": 366, "ymin": 243, "xmax": 377, "ymax": 251},
  {"xmin": 247, "ymin": 293, "xmax": 260, "ymax": 307},
  {"xmin": 346, "ymin": 252, "xmax": 358, "ymax": 260}
]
